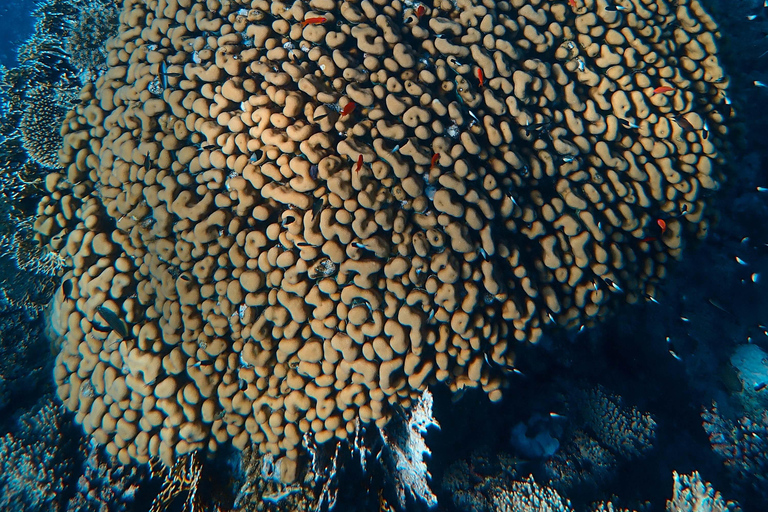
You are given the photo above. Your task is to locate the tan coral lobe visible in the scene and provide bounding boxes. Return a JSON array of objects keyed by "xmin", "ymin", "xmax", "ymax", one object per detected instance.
[{"xmin": 36, "ymin": 0, "xmax": 730, "ymax": 472}]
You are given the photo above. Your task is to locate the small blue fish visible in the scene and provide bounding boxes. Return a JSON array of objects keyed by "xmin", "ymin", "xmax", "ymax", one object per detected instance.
[{"xmin": 96, "ymin": 306, "xmax": 129, "ymax": 338}]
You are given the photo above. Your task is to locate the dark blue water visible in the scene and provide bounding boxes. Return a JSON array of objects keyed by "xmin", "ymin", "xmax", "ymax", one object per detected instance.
[{"xmin": 0, "ymin": 0, "xmax": 35, "ymax": 67}]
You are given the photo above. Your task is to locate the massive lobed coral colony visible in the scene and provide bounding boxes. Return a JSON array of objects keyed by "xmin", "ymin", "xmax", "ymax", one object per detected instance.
[{"xmin": 34, "ymin": 0, "xmax": 731, "ymax": 478}]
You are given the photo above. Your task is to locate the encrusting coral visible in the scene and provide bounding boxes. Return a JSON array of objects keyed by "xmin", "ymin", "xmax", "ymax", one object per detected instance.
[{"xmin": 34, "ymin": 0, "xmax": 733, "ymax": 477}]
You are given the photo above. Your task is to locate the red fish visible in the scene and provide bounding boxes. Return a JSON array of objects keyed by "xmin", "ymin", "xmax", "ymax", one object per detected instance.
[
  {"xmin": 653, "ymin": 86, "xmax": 675, "ymax": 95},
  {"xmin": 302, "ymin": 16, "xmax": 327, "ymax": 27},
  {"xmin": 477, "ymin": 68, "xmax": 484, "ymax": 87},
  {"xmin": 355, "ymin": 154, "xmax": 363, "ymax": 172},
  {"xmin": 340, "ymin": 101, "xmax": 357, "ymax": 117},
  {"xmin": 657, "ymin": 218, "xmax": 667, "ymax": 234},
  {"xmin": 430, "ymin": 153, "xmax": 439, "ymax": 168},
  {"xmin": 641, "ymin": 236, "xmax": 657, "ymax": 243},
  {"xmin": 416, "ymin": 5, "xmax": 426, "ymax": 17},
  {"xmin": 568, "ymin": 0, "xmax": 577, "ymax": 8}
]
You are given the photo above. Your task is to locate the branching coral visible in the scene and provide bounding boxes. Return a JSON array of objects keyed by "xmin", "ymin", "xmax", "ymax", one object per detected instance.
[
  {"xmin": 442, "ymin": 450, "xmax": 522, "ymax": 512},
  {"xmin": 64, "ymin": 0, "xmax": 120, "ymax": 79},
  {"xmin": 702, "ymin": 402, "xmax": 768, "ymax": 501},
  {"xmin": 590, "ymin": 504, "xmax": 635, "ymax": 512},
  {"xmin": 19, "ymin": 84, "xmax": 68, "ymax": 168},
  {"xmin": 492, "ymin": 475, "xmax": 575, "ymax": 512},
  {"xmin": 576, "ymin": 386, "xmax": 656, "ymax": 459},
  {"xmin": 232, "ymin": 447, "xmax": 315, "ymax": 511},
  {"xmin": 0, "ymin": 398, "xmax": 77, "ymax": 511},
  {"xmin": 666, "ymin": 471, "xmax": 741, "ymax": 512},
  {"xmin": 543, "ymin": 429, "xmax": 617, "ymax": 492},
  {"xmin": 445, "ymin": 456, "xmax": 738, "ymax": 512},
  {"xmin": 0, "ymin": 138, "xmax": 59, "ymax": 309},
  {"xmin": 380, "ymin": 389, "xmax": 440, "ymax": 508},
  {"xmin": 65, "ymin": 442, "xmax": 145, "ymax": 512}
]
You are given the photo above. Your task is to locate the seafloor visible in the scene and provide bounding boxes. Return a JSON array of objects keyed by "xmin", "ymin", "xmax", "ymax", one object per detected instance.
[{"xmin": 1, "ymin": 0, "xmax": 768, "ymax": 510}]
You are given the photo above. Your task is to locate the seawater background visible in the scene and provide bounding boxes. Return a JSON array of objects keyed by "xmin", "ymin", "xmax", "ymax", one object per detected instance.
[
  {"xmin": 0, "ymin": 0, "xmax": 768, "ymax": 510},
  {"xmin": 0, "ymin": 0, "xmax": 35, "ymax": 67}
]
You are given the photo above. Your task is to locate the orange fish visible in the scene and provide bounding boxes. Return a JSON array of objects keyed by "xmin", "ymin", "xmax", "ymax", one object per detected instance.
[
  {"xmin": 340, "ymin": 101, "xmax": 357, "ymax": 117},
  {"xmin": 657, "ymin": 218, "xmax": 667, "ymax": 234},
  {"xmin": 477, "ymin": 68, "xmax": 484, "ymax": 87},
  {"xmin": 416, "ymin": 5, "xmax": 426, "ymax": 17},
  {"xmin": 568, "ymin": 0, "xmax": 577, "ymax": 8},
  {"xmin": 302, "ymin": 16, "xmax": 327, "ymax": 27},
  {"xmin": 430, "ymin": 153, "xmax": 439, "ymax": 168},
  {"xmin": 355, "ymin": 154, "xmax": 363, "ymax": 172},
  {"xmin": 653, "ymin": 86, "xmax": 675, "ymax": 95}
]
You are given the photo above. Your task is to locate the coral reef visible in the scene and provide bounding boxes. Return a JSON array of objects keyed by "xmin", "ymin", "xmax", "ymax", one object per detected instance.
[
  {"xmin": 441, "ymin": 450, "xmax": 522, "ymax": 512},
  {"xmin": 543, "ymin": 429, "xmax": 616, "ymax": 493},
  {"xmin": 65, "ymin": 442, "xmax": 145, "ymax": 512},
  {"xmin": 149, "ymin": 452, "xmax": 204, "ymax": 512},
  {"xmin": 0, "ymin": 90, "xmax": 60, "ymax": 309},
  {"xmin": 590, "ymin": 504, "xmax": 635, "ymax": 512},
  {"xmin": 380, "ymin": 388, "xmax": 439, "ymax": 508},
  {"xmin": 444, "ymin": 453, "xmax": 738, "ymax": 512},
  {"xmin": 34, "ymin": 0, "xmax": 732, "ymax": 474},
  {"xmin": 233, "ymin": 448, "xmax": 312, "ymax": 511},
  {"xmin": 0, "ymin": 398, "xmax": 77, "ymax": 511},
  {"xmin": 3, "ymin": 0, "xmax": 118, "ymax": 169},
  {"xmin": 702, "ymin": 402, "xmax": 768, "ymax": 502},
  {"xmin": 575, "ymin": 386, "xmax": 656, "ymax": 460},
  {"xmin": 19, "ymin": 83, "xmax": 71, "ymax": 168},
  {"xmin": 0, "ymin": 0, "xmax": 118, "ymax": 310},
  {"xmin": 492, "ymin": 475, "xmax": 574, "ymax": 512},
  {"xmin": 231, "ymin": 441, "xmax": 340, "ymax": 511},
  {"xmin": 12, "ymin": 0, "xmax": 85, "ymax": 169},
  {"xmin": 536, "ymin": 386, "xmax": 654, "ymax": 494},
  {"xmin": 0, "ymin": 395, "xmax": 144, "ymax": 512},
  {"xmin": 666, "ymin": 471, "xmax": 741, "ymax": 512},
  {"xmin": 64, "ymin": 0, "xmax": 121, "ymax": 80}
]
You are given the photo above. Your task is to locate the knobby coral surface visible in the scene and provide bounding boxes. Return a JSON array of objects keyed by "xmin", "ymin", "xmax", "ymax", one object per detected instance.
[{"xmin": 35, "ymin": 0, "xmax": 732, "ymax": 474}]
